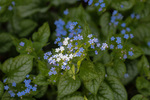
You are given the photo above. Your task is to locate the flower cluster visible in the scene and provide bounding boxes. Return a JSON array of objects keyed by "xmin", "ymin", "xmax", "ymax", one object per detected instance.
[
  {"xmin": 0, "ymin": 1, "xmax": 15, "ymax": 11},
  {"xmin": 130, "ymin": 13, "xmax": 140, "ymax": 19},
  {"xmin": 84, "ymin": 0, "xmax": 106, "ymax": 12},
  {"xmin": 54, "ymin": 19, "xmax": 82, "ymax": 40},
  {"xmin": 3, "ymin": 75, "xmax": 37, "ymax": 98},
  {"xmin": 44, "ymin": 32, "xmax": 108, "ymax": 78}
]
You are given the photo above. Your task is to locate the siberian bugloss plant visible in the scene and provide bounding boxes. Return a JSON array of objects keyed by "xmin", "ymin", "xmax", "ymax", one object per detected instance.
[{"xmin": 0, "ymin": 0, "xmax": 150, "ymax": 100}]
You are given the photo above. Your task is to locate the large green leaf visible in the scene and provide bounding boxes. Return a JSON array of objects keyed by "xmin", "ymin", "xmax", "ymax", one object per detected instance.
[
  {"xmin": 38, "ymin": 60, "xmax": 49, "ymax": 76},
  {"xmin": 79, "ymin": 61, "xmax": 99, "ymax": 81},
  {"xmin": 136, "ymin": 77, "xmax": 150, "ymax": 96},
  {"xmin": 137, "ymin": 56, "xmax": 149, "ymax": 76},
  {"xmin": 111, "ymin": 0, "xmax": 134, "ymax": 11},
  {"xmin": 1, "ymin": 92, "xmax": 16, "ymax": 100},
  {"xmin": 88, "ymin": 82, "xmax": 114, "ymax": 100},
  {"xmin": 121, "ymin": 60, "xmax": 138, "ymax": 85},
  {"xmin": 100, "ymin": 12, "xmax": 116, "ymax": 37},
  {"xmin": 131, "ymin": 94, "xmax": 148, "ymax": 100},
  {"xmin": 105, "ymin": 76, "xmax": 127, "ymax": 100},
  {"xmin": 33, "ymin": 74, "xmax": 49, "ymax": 85},
  {"xmin": 57, "ymin": 75, "xmax": 81, "ymax": 98},
  {"xmin": 35, "ymin": 85, "xmax": 48, "ymax": 98},
  {"xmin": 107, "ymin": 60, "xmax": 126, "ymax": 78},
  {"xmin": 0, "ymin": 33, "xmax": 13, "ymax": 53},
  {"xmin": 0, "ymin": 55, "xmax": 33, "ymax": 83},
  {"xmin": 0, "ymin": 81, "xmax": 4, "ymax": 98},
  {"xmin": 32, "ymin": 22, "xmax": 50, "ymax": 45},
  {"xmin": 84, "ymin": 63, "xmax": 105, "ymax": 95}
]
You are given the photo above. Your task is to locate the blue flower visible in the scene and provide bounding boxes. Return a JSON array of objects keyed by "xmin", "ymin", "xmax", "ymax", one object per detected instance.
[
  {"xmin": 97, "ymin": 43, "xmax": 101, "ymax": 47},
  {"xmin": 8, "ymin": 6, "xmax": 13, "ymax": 11},
  {"xmin": 136, "ymin": 15, "xmax": 140, "ymax": 19},
  {"xmin": 3, "ymin": 78, "xmax": 7, "ymax": 83},
  {"xmin": 78, "ymin": 35, "xmax": 83, "ymax": 40},
  {"xmin": 110, "ymin": 44, "xmax": 114, "ymax": 49},
  {"xmin": 32, "ymin": 87, "xmax": 37, "ymax": 91},
  {"xmin": 128, "ymin": 51, "xmax": 134, "ymax": 56},
  {"xmin": 25, "ymin": 88, "xmax": 30, "ymax": 93},
  {"xmin": 64, "ymin": 9, "xmax": 69, "ymax": 15},
  {"xmin": 75, "ymin": 42, "xmax": 78, "ymax": 45},
  {"xmin": 100, "ymin": 3, "xmax": 105, "ymax": 8},
  {"xmin": 12, "ymin": 82, "xmax": 16, "ymax": 87},
  {"xmin": 95, "ymin": 50, "xmax": 98, "ymax": 55},
  {"xmin": 123, "ymin": 54, "xmax": 127, "ymax": 59},
  {"xmin": 111, "ymin": 36, "xmax": 115, "ymax": 41},
  {"xmin": 99, "ymin": 0, "xmax": 103, "ymax": 3},
  {"xmin": 61, "ymin": 65, "xmax": 66, "ymax": 70},
  {"xmin": 120, "ymin": 5, "xmax": 124, "ymax": 8},
  {"xmin": 116, "ymin": 37, "xmax": 121, "ymax": 44},
  {"xmin": 58, "ymin": 42, "xmax": 63, "ymax": 46},
  {"xmin": 8, "ymin": 91, "xmax": 15, "ymax": 97},
  {"xmin": 88, "ymin": 39, "xmax": 94, "ymax": 44},
  {"xmin": 124, "ymin": 34, "xmax": 129, "ymax": 39},
  {"xmin": 131, "ymin": 13, "xmax": 135, "ymax": 19},
  {"xmin": 130, "ymin": 34, "xmax": 134, "ymax": 39},
  {"xmin": 79, "ymin": 47, "xmax": 84, "ymax": 52},
  {"xmin": 0, "ymin": 6, "xmax": 1, "ymax": 10},
  {"xmin": 124, "ymin": 73, "xmax": 129, "ymax": 78},
  {"xmin": 76, "ymin": 52, "xmax": 82, "ymax": 57},
  {"xmin": 17, "ymin": 92, "xmax": 22, "ymax": 97},
  {"xmin": 121, "ymin": 29, "xmax": 126, "ymax": 34},
  {"xmin": 88, "ymin": 34, "xmax": 93, "ymax": 38},
  {"xmin": 147, "ymin": 41, "xmax": 150, "ymax": 47},
  {"xmin": 112, "ymin": 10, "xmax": 118, "ymax": 15},
  {"xmin": 117, "ymin": 44, "xmax": 123, "ymax": 49},
  {"xmin": 84, "ymin": 0, "xmax": 88, "ymax": 2},
  {"xmin": 91, "ymin": 45, "xmax": 95, "ymax": 49},
  {"xmin": 67, "ymin": 43, "xmax": 72, "ymax": 49},
  {"xmin": 12, "ymin": 1, "xmax": 15, "ymax": 6},
  {"xmin": 95, "ymin": 3, "xmax": 99, "ymax": 6},
  {"xmin": 126, "ymin": 27, "xmax": 131, "ymax": 32},
  {"xmin": 48, "ymin": 71, "xmax": 53, "ymax": 76},
  {"xmin": 88, "ymin": 0, "xmax": 93, "ymax": 5},
  {"xmin": 4, "ymin": 85, "xmax": 9, "ymax": 90},
  {"xmin": 121, "ymin": 23, "xmax": 126, "ymax": 27},
  {"xmin": 19, "ymin": 42, "xmax": 25, "ymax": 46},
  {"xmin": 26, "ymin": 75, "xmax": 30, "ymax": 78}
]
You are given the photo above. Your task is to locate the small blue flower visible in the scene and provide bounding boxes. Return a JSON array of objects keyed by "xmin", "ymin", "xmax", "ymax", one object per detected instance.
[
  {"xmin": 124, "ymin": 73, "xmax": 129, "ymax": 78},
  {"xmin": 75, "ymin": 42, "xmax": 78, "ymax": 45},
  {"xmin": 58, "ymin": 42, "xmax": 63, "ymax": 46},
  {"xmin": 12, "ymin": 82, "xmax": 16, "ymax": 87},
  {"xmin": 99, "ymin": 0, "xmax": 103, "ymax": 3},
  {"xmin": 100, "ymin": 3, "xmax": 105, "ymax": 8},
  {"xmin": 147, "ymin": 41, "xmax": 150, "ymax": 47},
  {"xmin": 111, "ymin": 36, "xmax": 115, "ymax": 41},
  {"xmin": 3, "ymin": 78, "xmax": 7, "ymax": 83},
  {"xmin": 88, "ymin": 39, "xmax": 94, "ymax": 44},
  {"xmin": 79, "ymin": 47, "xmax": 84, "ymax": 52},
  {"xmin": 32, "ymin": 87, "xmax": 37, "ymax": 91},
  {"xmin": 48, "ymin": 71, "xmax": 53, "ymax": 76},
  {"xmin": 110, "ymin": 44, "xmax": 114, "ymax": 49},
  {"xmin": 26, "ymin": 75, "xmax": 30, "ymax": 78},
  {"xmin": 91, "ymin": 45, "xmax": 95, "ymax": 49},
  {"xmin": 19, "ymin": 42, "xmax": 25, "ymax": 46},
  {"xmin": 116, "ymin": 37, "xmax": 121, "ymax": 44},
  {"xmin": 76, "ymin": 52, "xmax": 82, "ymax": 57},
  {"xmin": 88, "ymin": 0, "xmax": 93, "ymax": 5},
  {"xmin": 8, "ymin": 91, "xmax": 15, "ymax": 97},
  {"xmin": 123, "ymin": 54, "xmax": 127, "ymax": 59},
  {"xmin": 136, "ymin": 15, "xmax": 140, "ymax": 19},
  {"xmin": 64, "ymin": 9, "xmax": 69, "ymax": 15},
  {"xmin": 124, "ymin": 34, "xmax": 129, "ymax": 39},
  {"xmin": 130, "ymin": 34, "xmax": 134, "ymax": 39},
  {"xmin": 84, "ymin": 0, "xmax": 88, "ymax": 2},
  {"xmin": 0, "ymin": 6, "xmax": 1, "ymax": 10},
  {"xmin": 61, "ymin": 65, "xmax": 66, "ymax": 70},
  {"xmin": 112, "ymin": 10, "xmax": 118, "ymax": 15},
  {"xmin": 8, "ymin": 6, "xmax": 13, "ymax": 11},
  {"xmin": 128, "ymin": 51, "xmax": 134, "ymax": 56},
  {"xmin": 126, "ymin": 27, "xmax": 131, "ymax": 32},
  {"xmin": 17, "ymin": 92, "xmax": 22, "ymax": 97},
  {"xmin": 4, "ymin": 85, "xmax": 9, "ymax": 90},
  {"xmin": 67, "ymin": 43, "xmax": 72, "ymax": 49},
  {"xmin": 131, "ymin": 13, "xmax": 135, "ymax": 19},
  {"xmin": 117, "ymin": 44, "xmax": 123, "ymax": 49},
  {"xmin": 121, "ymin": 29, "xmax": 126, "ymax": 34},
  {"xmin": 97, "ymin": 43, "xmax": 101, "ymax": 47},
  {"xmin": 120, "ymin": 5, "xmax": 124, "ymax": 8},
  {"xmin": 12, "ymin": 1, "xmax": 15, "ymax": 6},
  {"xmin": 95, "ymin": 50, "xmax": 98, "ymax": 55},
  {"xmin": 25, "ymin": 88, "xmax": 30, "ymax": 93},
  {"xmin": 88, "ymin": 34, "xmax": 93, "ymax": 38},
  {"xmin": 121, "ymin": 23, "xmax": 126, "ymax": 27},
  {"xmin": 95, "ymin": 3, "xmax": 99, "ymax": 6}
]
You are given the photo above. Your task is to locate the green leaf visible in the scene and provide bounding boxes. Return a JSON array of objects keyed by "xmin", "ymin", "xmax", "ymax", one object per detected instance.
[
  {"xmin": 62, "ymin": 96, "xmax": 84, "ymax": 100},
  {"xmin": 35, "ymin": 85, "xmax": 48, "ymax": 98},
  {"xmin": 0, "ymin": 81, "xmax": 4, "ymax": 98},
  {"xmin": 1, "ymin": 55, "xmax": 33, "ymax": 83},
  {"xmin": 107, "ymin": 60, "xmax": 126, "ymax": 78},
  {"xmin": 79, "ymin": 61, "xmax": 99, "ymax": 81},
  {"xmin": 111, "ymin": 0, "xmax": 134, "ymax": 11},
  {"xmin": 88, "ymin": 82, "xmax": 114, "ymax": 100},
  {"xmin": 33, "ymin": 74, "xmax": 49, "ymax": 85},
  {"xmin": 0, "ymin": 33, "xmax": 12, "ymax": 53},
  {"xmin": 58, "ymin": 75, "xmax": 81, "ymax": 98},
  {"xmin": 138, "ymin": 56, "xmax": 149, "ymax": 76},
  {"xmin": 84, "ymin": 63, "xmax": 105, "ymax": 95},
  {"xmin": 131, "ymin": 94, "xmax": 148, "ymax": 100},
  {"xmin": 121, "ymin": 60, "xmax": 138, "ymax": 85},
  {"xmin": 51, "ymin": 0, "xmax": 77, "ymax": 6},
  {"xmin": 32, "ymin": 22, "xmax": 50, "ymax": 45},
  {"xmin": 100, "ymin": 12, "xmax": 116, "ymax": 37},
  {"xmin": 38, "ymin": 60, "xmax": 49, "ymax": 76},
  {"xmin": 105, "ymin": 76, "xmax": 127, "ymax": 100},
  {"xmin": 1, "ymin": 92, "xmax": 16, "ymax": 100},
  {"xmin": 16, "ymin": 0, "xmax": 50, "ymax": 18},
  {"xmin": 136, "ymin": 77, "xmax": 150, "ymax": 96}
]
